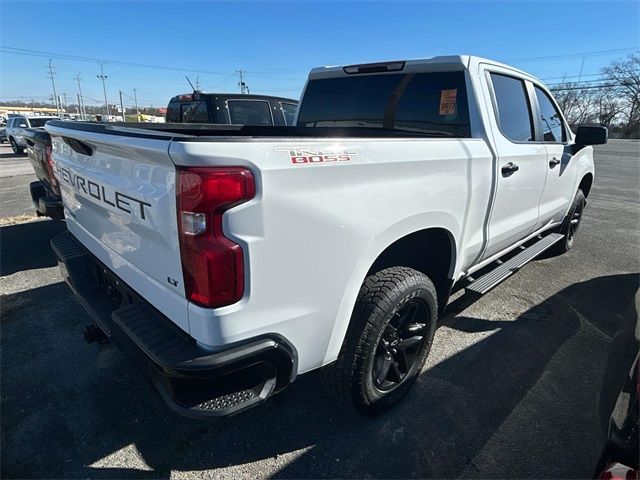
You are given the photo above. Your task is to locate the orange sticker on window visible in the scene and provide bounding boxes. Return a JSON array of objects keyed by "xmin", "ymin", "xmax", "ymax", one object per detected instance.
[{"xmin": 439, "ymin": 89, "xmax": 457, "ymax": 115}]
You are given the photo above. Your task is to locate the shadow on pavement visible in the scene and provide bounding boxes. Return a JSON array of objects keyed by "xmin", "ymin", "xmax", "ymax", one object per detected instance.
[
  {"xmin": 0, "ymin": 220, "xmax": 66, "ymax": 276},
  {"xmin": 1, "ymin": 273, "xmax": 638, "ymax": 479},
  {"xmin": 0, "ymin": 151, "xmax": 27, "ymax": 159}
]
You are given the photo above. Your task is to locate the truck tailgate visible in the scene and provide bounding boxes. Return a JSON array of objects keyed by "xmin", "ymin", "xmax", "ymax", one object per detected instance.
[{"xmin": 45, "ymin": 123, "xmax": 189, "ymax": 333}]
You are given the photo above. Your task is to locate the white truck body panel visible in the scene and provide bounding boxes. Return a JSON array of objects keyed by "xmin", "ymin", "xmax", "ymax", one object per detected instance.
[
  {"xmin": 48, "ymin": 128, "xmax": 191, "ymax": 332},
  {"xmin": 46, "ymin": 55, "xmax": 595, "ymax": 376}
]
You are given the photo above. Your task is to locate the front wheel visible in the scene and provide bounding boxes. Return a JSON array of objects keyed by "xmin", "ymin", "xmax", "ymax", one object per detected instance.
[
  {"xmin": 551, "ymin": 189, "xmax": 586, "ymax": 255},
  {"xmin": 322, "ymin": 267, "xmax": 438, "ymax": 415},
  {"xmin": 9, "ymin": 138, "xmax": 23, "ymax": 155}
]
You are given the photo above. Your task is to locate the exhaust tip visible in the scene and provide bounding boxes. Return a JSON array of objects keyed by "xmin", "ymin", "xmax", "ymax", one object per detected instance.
[{"xmin": 82, "ymin": 325, "xmax": 107, "ymax": 344}]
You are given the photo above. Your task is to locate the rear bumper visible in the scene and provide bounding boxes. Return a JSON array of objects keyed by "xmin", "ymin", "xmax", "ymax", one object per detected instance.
[
  {"xmin": 30, "ymin": 181, "xmax": 63, "ymax": 219},
  {"xmin": 51, "ymin": 231, "xmax": 297, "ymax": 418}
]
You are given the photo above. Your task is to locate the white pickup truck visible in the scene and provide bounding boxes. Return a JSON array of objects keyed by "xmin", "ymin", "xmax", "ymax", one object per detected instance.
[{"xmin": 47, "ymin": 55, "xmax": 607, "ymax": 418}]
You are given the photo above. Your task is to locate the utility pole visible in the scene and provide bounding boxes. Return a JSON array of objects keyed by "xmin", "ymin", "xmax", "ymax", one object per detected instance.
[
  {"xmin": 97, "ymin": 61, "xmax": 110, "ymax": 118},
  {"xmin": 77, "ymin": 93, "xmax": 82, "ymax": 116},
  {"xmin": 62, "ymin": 93, "xmax": 68, "ymax": 113},
  {"xmin": 236, "ymin": 70, "xmax": 249, "ymax": 94},
  {"xmin": 119, "ymin": 90, "xmax": 125, "ymax": 122},
  {"xmin": 133, "ymin": 88, "xmax": 140, "ymax": 117},
  {"xmin": 48, "ymin": 59, "xmax": 60, "ymax": 116},
  {"xmin": 75, "ymin": 73, "xmax": 85, "ymax": 119},
  {"xmin": 195, "ymin": 76, "xmax": 200, "ymax": 91}
]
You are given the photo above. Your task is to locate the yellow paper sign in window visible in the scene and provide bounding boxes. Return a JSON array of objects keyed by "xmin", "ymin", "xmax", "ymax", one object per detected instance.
[{"xmin": 439, "ymin": 89, "xmax": 457, "ymax": 115}]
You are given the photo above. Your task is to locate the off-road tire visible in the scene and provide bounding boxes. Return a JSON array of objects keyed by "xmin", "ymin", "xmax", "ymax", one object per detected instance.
[
  {"xmin": 322, "ymin": 266, "xmax": 438, "ymax": 415},
  {"xmin": 550, "ymin": 188, "xmax": 586, "ymax": 255}
]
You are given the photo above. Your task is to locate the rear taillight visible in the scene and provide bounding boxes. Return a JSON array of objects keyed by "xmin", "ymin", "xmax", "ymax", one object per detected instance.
[
  {"xmin": 44, "ymin": 144, "xmax": 57, "ymax": 187},
  {"xmin": 176, "ymin": 167, "xmax": 255, "ymax": 308}
]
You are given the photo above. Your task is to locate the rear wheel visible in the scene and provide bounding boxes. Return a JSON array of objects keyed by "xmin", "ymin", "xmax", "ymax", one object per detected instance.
[
  {"xmin": 551, "ymin": 188, "xmax": 586, "ymax": 255},
  {"xmin": 322, "ymin": 267, "xmax": 438, "ymax": 415}
]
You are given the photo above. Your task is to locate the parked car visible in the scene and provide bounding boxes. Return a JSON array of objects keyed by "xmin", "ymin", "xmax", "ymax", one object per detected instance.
[
  {"xmin": 0, "ymin": 124, "xmax": 7, "ymax": 143},
  {"xmin": 5, "ymin": 115, "xmax": 59, "ymax": 154},
  {"xmin": 166, "ymin": 92, "xmax": 298, "ymax": 125},
  {"xmin": 23, "ymin": 128, "xmax": 64, "ymax": 219},
  {"xmin": 593, "ymin": 322, "xmax": 639, "ymax": 479},
  {"xmin": 46, "ymin": 55, "xmax": 607, "ymax": 419}
]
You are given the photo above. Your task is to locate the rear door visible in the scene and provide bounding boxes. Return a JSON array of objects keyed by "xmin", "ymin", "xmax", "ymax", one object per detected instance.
[
  {"xmin": 46, "ymin": 123, "xmax": 190, "ymax": 332},
  {"xmin": 481, "ymin": 68, "xmax": 548, "ymax": 259},
  {"xmin": 532, "ymin": 85, "xmax": 578, "ymax": 227}
]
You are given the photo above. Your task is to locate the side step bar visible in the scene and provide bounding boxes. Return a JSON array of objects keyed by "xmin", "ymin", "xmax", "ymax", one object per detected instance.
[{"xmin": 466, "ymin": 233, "xmax": 564, "ymax": 295}]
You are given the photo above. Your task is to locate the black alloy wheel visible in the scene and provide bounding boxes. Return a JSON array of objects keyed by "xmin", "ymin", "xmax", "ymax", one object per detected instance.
[{"xmin": 372, "ymin": 298, "xmax": 429, "ymax": 392}]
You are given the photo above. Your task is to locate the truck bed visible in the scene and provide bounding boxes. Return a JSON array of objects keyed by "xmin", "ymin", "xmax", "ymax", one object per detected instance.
[{"xmin": 46, "ymin": 120, "xmax": 464, "ymax": 139}]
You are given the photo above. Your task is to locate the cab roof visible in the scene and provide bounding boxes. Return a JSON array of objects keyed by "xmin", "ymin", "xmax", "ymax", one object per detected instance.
[{"xmin": 308, "ymin": 55, "xmax": 542, "ymax": 84}]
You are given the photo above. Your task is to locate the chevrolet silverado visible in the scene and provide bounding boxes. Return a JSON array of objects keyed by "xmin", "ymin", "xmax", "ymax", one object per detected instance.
[{"xmin": 46, "ymin": 55, "xmax": 607, "ymax": 418}]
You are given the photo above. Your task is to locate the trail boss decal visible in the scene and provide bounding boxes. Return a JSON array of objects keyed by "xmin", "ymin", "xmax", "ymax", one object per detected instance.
[
  {"xmin": 55, "ymin": 163, "xmax": 152, "ymax": 220},
  {"xmin": 276, "ymin": 147, "xmax": 356, "ymax": 165}
]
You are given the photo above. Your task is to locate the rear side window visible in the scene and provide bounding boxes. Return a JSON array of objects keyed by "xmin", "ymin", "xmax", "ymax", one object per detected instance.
[
  {"xmin": 281, "ymin": 103, "xmax": 297, "ymax": 126},
  {"xmin": 166, "ymin": 103, "xmax": 180, "ymax": 122},
  {"xmin": 166, "ymin": 101, "xmax": 209, "ymax": 122},
  {"xmin": 297, "ymin": 71, "xmax": 471, "ymax": 137},
  {"xmin": 181, "ymin": 101, "xmax": 208, "ymax": 122},
  {"xmin": 534, "ymin": 87, "xmax": 566, "ymax": 142},
  {"xmin": 490, "ymin": 73, "xmax": 534, "ymax": 142},
  {"xmin": 227, "ymin": 100, "xmax": 273, "ymax": 126}
]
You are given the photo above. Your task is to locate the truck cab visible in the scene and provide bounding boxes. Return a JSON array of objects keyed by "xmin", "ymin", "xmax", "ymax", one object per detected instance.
[{"xmin": 165, "ymin": 92, "xmax": 298, "ymax": 126}]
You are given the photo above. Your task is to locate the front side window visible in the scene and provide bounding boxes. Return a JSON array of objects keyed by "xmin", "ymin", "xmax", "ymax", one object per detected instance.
[
  {"xmin": 490, "ymin": 73, "xmax": 534, "ymax": 142},
  {"xmin": 296, "ymin": 71, "xmax": 471, "ymax": 137},
  {"xmin": 227, "ymin": 100, "xmax": 273, "ymax": 126},
  {"xmin": 534, "ymin": 87, "xmax": 566, "ymax": 142},
  {"xmin": 281, "ymin": 102, "xmax": 297, "ymax": 126}
]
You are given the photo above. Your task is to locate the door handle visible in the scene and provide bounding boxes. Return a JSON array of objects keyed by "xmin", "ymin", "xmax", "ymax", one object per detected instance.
[
  {"xmin": 501, "ymin": 162, "xmax": 519, "ymax": 175},
  {"xmin": 549, "ymin": 157, "xmax": 561, "ymax": 167}
]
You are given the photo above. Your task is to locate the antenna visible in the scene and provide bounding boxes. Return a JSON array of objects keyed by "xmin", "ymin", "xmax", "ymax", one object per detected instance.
[{"xmin": 185, "ymin": 76, "xmax": 196, "ymax": 92}]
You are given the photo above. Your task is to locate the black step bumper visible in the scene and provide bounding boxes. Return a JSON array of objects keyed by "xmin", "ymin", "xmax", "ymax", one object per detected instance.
[
  {"xmin": 51, "ymin": 231, "xmax": 297, "ymax": 418},
  {"xmin": 30, "ymin": 181, "xmax": 63, "ymax": 220}
]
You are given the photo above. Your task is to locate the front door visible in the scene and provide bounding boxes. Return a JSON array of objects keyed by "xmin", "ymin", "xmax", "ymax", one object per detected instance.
[
  {"xmin": 532, "ymin": 85, "xmax": 578, "ymax": 227},
  {"xmin": 481, "ymin": 70, "xmax": 548, "ymax": 259}
]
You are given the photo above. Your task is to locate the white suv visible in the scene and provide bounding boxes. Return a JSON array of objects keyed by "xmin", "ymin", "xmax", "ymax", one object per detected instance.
[{"xmin": 6, "ymin": 115, "xmax": 59, "ymax": 154}]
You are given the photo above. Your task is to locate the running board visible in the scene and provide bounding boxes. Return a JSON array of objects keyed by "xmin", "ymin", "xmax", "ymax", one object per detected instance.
[{"xmin": 466, "ymin": 233, "xmax": 564, "ymax": 295}]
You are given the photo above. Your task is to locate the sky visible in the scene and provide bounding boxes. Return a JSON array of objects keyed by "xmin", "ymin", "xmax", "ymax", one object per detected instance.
[{"xmin": 1, "ymin": 0, "xmax": 638, "ymax": 110}]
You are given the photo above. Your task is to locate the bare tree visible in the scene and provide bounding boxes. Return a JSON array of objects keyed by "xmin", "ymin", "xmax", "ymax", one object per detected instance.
[
  {"xmin": 603, "ymin": 54, "xmax": 640, "ymax": 136},
  {"xmin": 550, "ymin": 54, "xmax": 639, "ymax": 138}
]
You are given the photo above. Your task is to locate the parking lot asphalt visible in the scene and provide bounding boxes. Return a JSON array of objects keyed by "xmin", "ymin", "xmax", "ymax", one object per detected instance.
[
  {"xmin": 1, "ymin": 141, "xmax": 638, "ymax": 479},
  {"xmin": 0, "ymin": 144, "xmax": 38, "ymax": 218}
]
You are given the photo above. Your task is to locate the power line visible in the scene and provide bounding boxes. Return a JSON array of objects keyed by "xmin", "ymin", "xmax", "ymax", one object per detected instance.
[
  {"xmin": 1, "ymin": 46, "xmax": 232, "ymax": 76},
  {"xmin": 505, "ymin": 47, "xmax": 638, "ymax": 63},
  {"xmin": 550, "ymin": 83, "xmax": 626, "ymax": 91},
  {"xmin": 0, "ymin": 45, "xmax": 320, "ymax": 82},
  {"xmin": 540, "ymin": 72, "xmax": 606, "ymax": 81}
]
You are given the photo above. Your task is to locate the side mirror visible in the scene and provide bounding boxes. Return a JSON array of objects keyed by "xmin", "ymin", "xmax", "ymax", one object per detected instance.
[
  {"xmin": 19, "ymin": 123, "xmax": 27, "ymax": 128},
  {"xmin": 575, "ymin": 125, "xmax": 608, "ymax": 146}
]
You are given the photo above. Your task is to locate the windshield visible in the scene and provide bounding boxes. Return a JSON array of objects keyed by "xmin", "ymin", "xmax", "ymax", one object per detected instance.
[
  {"xmin": 28, "ymin": 118, "xmax": 58, "ymax": 128},
  {"xmin": 297, "ymin": 71, "xmax": 471, "ymax": 137}
]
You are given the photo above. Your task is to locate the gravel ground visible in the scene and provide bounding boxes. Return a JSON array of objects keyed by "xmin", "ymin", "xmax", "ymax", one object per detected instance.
[{"xmin": 1, "ymin": 140, "xmax": 638, "ymax": 479}]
